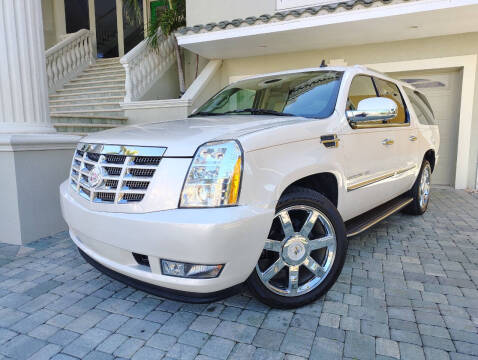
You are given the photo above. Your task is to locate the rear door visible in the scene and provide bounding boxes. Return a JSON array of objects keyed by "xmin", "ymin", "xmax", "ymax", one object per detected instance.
[{"xmin": 373, "ymin": 77, "xmax": 419, "ymax": 192}]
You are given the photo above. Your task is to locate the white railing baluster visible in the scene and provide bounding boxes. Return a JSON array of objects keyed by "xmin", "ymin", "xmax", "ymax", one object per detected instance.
[
  {"xmin": 45, "ymin": 29, "xmax": 95, "ymax": 93},
  {"xmin": 120, "ymin": 31, "xmax": 176, "ymax": 102}
]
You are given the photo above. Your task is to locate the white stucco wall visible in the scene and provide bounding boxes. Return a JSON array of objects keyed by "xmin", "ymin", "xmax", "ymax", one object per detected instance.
[{"xmin": 186, "ymin": 0, "xmax": 275, "ymax": 26}]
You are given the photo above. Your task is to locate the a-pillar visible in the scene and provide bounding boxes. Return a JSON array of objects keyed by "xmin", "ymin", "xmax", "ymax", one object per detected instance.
[{"xmin": 0, "ymin": 0, "xmax": 80, "ymax": 245}]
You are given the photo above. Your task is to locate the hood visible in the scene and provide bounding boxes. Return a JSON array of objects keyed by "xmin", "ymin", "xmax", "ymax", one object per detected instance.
[{"xmin": 82, "ymin": 115, "xmax": 310, "ymax": 156}]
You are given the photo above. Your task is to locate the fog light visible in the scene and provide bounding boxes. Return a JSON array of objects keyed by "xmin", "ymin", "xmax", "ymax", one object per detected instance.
[{"xmin": 161, "ymin": 260, "xmax": 223, "ymax": 279}]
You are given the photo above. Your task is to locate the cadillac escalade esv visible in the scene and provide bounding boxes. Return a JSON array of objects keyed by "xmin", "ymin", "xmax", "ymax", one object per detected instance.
[{"xmin": 60, "ymin": 65, "xmax": 439, "ymax": 308}]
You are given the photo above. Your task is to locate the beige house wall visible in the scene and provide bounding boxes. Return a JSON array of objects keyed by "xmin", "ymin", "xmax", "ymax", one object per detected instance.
[
  {"xmin": 42, "ymin": 0, "xmax": 66, "ymax": 49},
  {"xmin": 185, "ymin": 0, "xmax": 275, "ymax": 26},
  {"xmin": 184, "ymin": 32, "xmax": 478, "ymax": 188}
]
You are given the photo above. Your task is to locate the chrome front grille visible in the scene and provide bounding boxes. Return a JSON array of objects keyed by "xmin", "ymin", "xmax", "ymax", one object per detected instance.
[{"xmin": 69, "ymin": 143, "xmax": 167, "ymax": 204}]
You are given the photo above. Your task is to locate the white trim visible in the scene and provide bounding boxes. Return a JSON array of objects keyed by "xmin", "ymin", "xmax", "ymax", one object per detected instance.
[
  {"xmin": 0, "ymin": 134, "xmax": 81, "ymax": 152},
  {"xmin": 178, "ymin": 0, "xmax": 477, "ymax": 46},
  {"xmin": 120, "ymin": 99, "xmax": 192, "ymax": 110},
  {"xmin": 276, "ymin": 0, "xmax": 337, "ymax": 10},
  {"xmin": 366, "ymin": 55, "xmax": 478, "ymax": 190}
]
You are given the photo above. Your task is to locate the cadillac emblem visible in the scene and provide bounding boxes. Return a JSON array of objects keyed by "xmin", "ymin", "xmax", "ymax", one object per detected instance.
[{"xmin": 88, "ymin": 165, "xmax": 103, "ymax": 188}]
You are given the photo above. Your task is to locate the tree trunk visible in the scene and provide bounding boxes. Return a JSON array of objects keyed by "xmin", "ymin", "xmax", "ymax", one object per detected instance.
[{"xmin": 173, "ymin": 34, "xmax": 185, "ymax": 95}]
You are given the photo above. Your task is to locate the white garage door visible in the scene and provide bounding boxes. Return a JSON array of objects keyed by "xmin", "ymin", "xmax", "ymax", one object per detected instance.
[{"xmin": 392, "ymin": 69, "xmax": 462, "ymax": 186}]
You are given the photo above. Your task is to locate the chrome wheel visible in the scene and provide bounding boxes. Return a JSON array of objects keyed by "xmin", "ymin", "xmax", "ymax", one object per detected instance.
[
  {"xmin": 419, "ymin": 163, "xmax": 431, "ymax": 209},
  {"xmin": 256, "ymin": 205, "xmax": 337, "ymax": 297}
]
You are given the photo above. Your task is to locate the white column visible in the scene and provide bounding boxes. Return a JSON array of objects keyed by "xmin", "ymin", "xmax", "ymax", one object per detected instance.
[
  {"xmin": 0, "ymin": 0, "xmax": 81, "ymax": 245},
  {"xmin": 0, "ymin": 0, "xmax": 54, "ymax": 133}
]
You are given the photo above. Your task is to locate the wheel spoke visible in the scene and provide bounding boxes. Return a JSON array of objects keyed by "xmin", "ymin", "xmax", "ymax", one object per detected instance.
[
  {"xmin": 288, "ymin": 265, "xmax": 299, "ymax": 294},
  {"xmin": 279, "ymin": 211, "xmax": 294, "ymax": 238},
  {"xmin": 264, "ymin": 239, "xmax": 282, "ymax": 252},
  {"xmin": 309, "ymin": 235, "xmax": 335, "ymax": 251},
  {"xmin": 300, "ymin": 210, "xmax": 319, "ymax": 238},
  {"xmin": 260, "ymin": 258, "xmax": 285, "ymax": 282},
  {"xmin": 304, "ymin": 256, "xmax": 325, "ymax": 277}
]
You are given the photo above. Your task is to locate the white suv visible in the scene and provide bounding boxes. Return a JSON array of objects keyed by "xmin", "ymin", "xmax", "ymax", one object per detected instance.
[{"xmin": 60, "ymin": 65, "xmax": 439, "ymax": 308}]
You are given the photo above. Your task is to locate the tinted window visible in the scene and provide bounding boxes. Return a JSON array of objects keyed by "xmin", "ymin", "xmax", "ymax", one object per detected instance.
[
  {"xmin": 404, "ymin": 88, "xmax": 436, "ymax": 125},
  {"xmin": 374, "ymin": 78, "xmax": 407, "ymax": 124},
  {"xmin": 193, "ymin": 71, "xmax": 343, "ymax": 119},
  {"xmin": 347, "ymin": 75, "xmax": 377, "ymax": 111}
]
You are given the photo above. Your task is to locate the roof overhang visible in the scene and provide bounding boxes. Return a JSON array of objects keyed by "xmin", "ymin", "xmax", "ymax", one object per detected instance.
[{"xmin": 177, "ymin": 0, "xmax": 478, "ymax": 59}]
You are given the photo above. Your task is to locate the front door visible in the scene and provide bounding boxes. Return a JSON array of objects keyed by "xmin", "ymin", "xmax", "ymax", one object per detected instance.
[
  {"xmin": 339, "ymin": 75, "xmax": 412, "ymax": 220},
  {"xmin": 95, "ymin": 0, "xmax": 119, "ymax": 58}
]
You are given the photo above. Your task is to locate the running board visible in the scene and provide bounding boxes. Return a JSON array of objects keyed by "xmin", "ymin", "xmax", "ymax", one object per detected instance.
[{"xmin": 345, "ymin": 195, "xmax": 413, "ymax": 237}]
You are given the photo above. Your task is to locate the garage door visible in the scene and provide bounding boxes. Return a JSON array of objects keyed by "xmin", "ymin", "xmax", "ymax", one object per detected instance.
[{"xmin": 392, "ymin": 69, "xmax": 462, "ymax": 186}]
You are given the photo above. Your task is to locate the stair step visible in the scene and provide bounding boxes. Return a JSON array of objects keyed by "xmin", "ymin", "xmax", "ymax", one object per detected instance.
[
  {"xmin": 51, "ymin": 109, "xmax": 125, "ymax": 117},
  {"xmin": 65, "ymin": 79, "xmax": 125, "ymax": 87},
  {"xmin": 345, "ymin": 194, "xmax": 413, "ymax": 237},
  {"xmin": 57, "ymin": 85, "xmax": 125, "ymax": 94},
  {"xmin": 83, "ymin": 67, "xmax": 125, "ymax": 75},
  {"xmin": 55, "ymin": 124, "xmax": 119, "ymax": 134},
  {"xmin": 50, "ymin": 103, "xmax": 121, "ymax": 112},
  {"xmin": 96, "ymin": 57, "xmax": 120, "ymax": 62},
  {"xmin": 51, "ymin": 114, "xmax": 127, "ymax": 125},
  {"xmin": 49, "ymin": 90, "xmax": 125, "ymax": 100},
  {"xmin": 53, "ymin": 122, "xmax": 119, "ymax": 128},
  {"xmin": 75, "ymin": 74, "xmax": 126, "ymax": 82},
  {"xmin": 50, "ymin": 101, "xmax": 120, "ymax": 110},
  {"xmin": 49, "ymin": 96, "xmax": 124, "ymax": 105}
]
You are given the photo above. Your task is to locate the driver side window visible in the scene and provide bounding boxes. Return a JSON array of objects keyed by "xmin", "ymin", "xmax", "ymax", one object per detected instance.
[{"xmin": 347, "ymin": 75, "xmax": 377, "ymax": 111}]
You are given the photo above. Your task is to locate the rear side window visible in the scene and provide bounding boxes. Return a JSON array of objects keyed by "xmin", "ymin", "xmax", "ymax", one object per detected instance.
[
  {"xmin": 374, "ymin": 78, "xmax": 407, "ymax": 124},
  {"xmin": 404, "ymin": 88, "xmax": 436, "ymax": 126},
  {"xmin": 346, "ymin": 75, "xmax": 377, "ymax": 111}
]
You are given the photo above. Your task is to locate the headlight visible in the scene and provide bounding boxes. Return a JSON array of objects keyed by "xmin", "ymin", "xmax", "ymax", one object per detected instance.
[{"xmin": 180, "ymin": 140, "xmax": 243, "ymax": 208}]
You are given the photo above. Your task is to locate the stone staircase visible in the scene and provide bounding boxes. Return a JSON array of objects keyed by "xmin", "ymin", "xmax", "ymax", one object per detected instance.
[{"xmin": 49, "ymin": 57, "xmax": 128, "ymax": 135}]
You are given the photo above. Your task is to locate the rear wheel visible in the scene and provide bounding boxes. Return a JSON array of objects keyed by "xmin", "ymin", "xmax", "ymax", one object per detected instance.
[
  {"xmin": 403, "ymin": 160, "xmax": 432, "ymax": 215},
  {"xmin": 247, "ymin": 187, "xmax": 347, "ymax": 308}
]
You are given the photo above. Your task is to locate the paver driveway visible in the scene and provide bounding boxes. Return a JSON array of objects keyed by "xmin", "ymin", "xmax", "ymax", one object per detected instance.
[{"xmin": 1, "ymin": 188, "xmax": 478, "ymax": 360}]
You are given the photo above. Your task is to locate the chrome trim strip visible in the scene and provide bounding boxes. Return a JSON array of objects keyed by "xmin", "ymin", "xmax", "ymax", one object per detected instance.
[
  {"xmin": 347, "ymin": 198, "xmax": 413, "ymax": 237},
  {"xmin": 78, "ymin": 143, "xmax": 167, "ymax": 157},
  {"xmin": 352, "ymin": 122, "xmax": 410, "ymax": 129},
  {"xmin": 347, "ymin": 164, "xmax": 417, "ymax": 192}
]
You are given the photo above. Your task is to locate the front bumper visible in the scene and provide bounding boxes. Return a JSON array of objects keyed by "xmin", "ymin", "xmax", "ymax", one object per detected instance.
[{"xmin": 60, "ymin": 181, "xmax": 273, "ymax": 296}]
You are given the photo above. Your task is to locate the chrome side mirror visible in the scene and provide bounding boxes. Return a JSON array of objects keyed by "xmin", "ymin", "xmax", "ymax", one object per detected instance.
[{"xmin": 346, "ymin": 97, "xmax": 398, "ymax": 129}]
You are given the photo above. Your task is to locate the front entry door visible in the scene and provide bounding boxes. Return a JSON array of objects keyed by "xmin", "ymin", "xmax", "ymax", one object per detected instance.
[{"xmin": 95, "ymin": 0, "xmax": 118, "ymax": 58}]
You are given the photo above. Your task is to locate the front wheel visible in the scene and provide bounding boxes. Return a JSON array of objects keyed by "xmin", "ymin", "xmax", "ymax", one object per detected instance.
[
  {"xmin": 403, "ymin": 160, "xmax": 432, "ymax": 215},
  {"xmin": 247, "ymin": 187, "xmax": 347, "ymax": 309}
]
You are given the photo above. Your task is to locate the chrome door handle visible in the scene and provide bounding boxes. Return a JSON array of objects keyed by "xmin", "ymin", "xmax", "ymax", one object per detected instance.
[
  {"xmin": 382, "ymin": 139, "xmax": 394, "ymax": 146},
  {"xmin": 409, "ymin": 135, "xmax": 418, "ymax": 142}
]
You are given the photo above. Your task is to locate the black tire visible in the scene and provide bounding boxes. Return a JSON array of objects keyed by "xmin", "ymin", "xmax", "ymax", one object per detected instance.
[
  {"xmin": 247, "ymin": 187, "xmax": 347, "ymax": 309},
  {"xmin": 403, "ymin": 160, "xmax": 432, "ymax": 215}
]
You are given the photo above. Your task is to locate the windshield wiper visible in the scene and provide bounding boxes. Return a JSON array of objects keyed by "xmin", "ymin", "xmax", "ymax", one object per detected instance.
[
  {"xmin": 189, "ymin": 111, "xmax": 224, "ymax": 117},
  {"xmin": 223, "ymin": 108, "xmax": 295, "ymax": 116},
  {"xmin": 190, "ymin": 108, "xmax": 295, "ymax": 117}
]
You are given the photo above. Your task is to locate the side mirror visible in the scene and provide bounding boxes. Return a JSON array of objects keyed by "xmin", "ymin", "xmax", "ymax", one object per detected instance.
[{"xmin": 346, "ymin": 97, "xmax": 398, "ymax": 129}]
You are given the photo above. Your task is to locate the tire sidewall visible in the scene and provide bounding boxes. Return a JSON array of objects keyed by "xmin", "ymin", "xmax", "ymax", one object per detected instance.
[{"xmin": 247, "ymin": 188, "xmax": 347, "ymax": 309}]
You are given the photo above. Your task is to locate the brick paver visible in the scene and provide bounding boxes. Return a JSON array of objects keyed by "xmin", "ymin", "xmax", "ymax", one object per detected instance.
[{"xmin": 0, "ymin": 188, "xmax": 477, "ymax": 359}]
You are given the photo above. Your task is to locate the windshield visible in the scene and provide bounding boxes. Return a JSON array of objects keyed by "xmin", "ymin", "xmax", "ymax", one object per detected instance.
[{"xmin": 191, "ymin": 71, "xmax": 343, "ymax": 119}]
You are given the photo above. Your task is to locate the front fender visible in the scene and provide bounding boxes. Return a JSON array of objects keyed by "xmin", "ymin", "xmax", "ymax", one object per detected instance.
[{"xmin": 240, "ymin": 138, "xmax": 346, "ymax": 213}]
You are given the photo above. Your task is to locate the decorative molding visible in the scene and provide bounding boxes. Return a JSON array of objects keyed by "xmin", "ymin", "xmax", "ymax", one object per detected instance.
[{"xmin": 0, "ymin": 134, "xmax": 81, "ymax": 152}]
